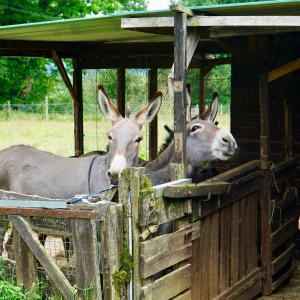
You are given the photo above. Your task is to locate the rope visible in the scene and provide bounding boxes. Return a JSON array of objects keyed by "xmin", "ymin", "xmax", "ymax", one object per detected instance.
[
  {"xmin": 67, "ymin": 185, "xmax": 117, "ymax": 204},
  {"xmin": 270, "ymin": 161, "xmax": 280, "ymax": 194}
]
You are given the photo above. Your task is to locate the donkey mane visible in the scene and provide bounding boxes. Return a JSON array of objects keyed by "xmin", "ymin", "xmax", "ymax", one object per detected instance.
[{"xmin": 159, "ymin": 125, "xmax": 174, "ymax": 155}]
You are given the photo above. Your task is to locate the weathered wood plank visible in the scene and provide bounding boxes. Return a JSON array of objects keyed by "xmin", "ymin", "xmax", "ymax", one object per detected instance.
[
  {"xmin": 246, "ymin": 193, "xmax": 258, "ymax": 273},
  {"xmin": 191, "ymin": 234, "xmax": 200, "ymax": 299},
  {"xmin": 259, "ymin": 72, "xmax": 272, "ymax": 296},
  {"xmin": 153, "ymin": 178, "xmax": 191, "ymax": 198},
  {"xmin": 130, "ymin": 168, "xmax": 144, "ymax": 300},
  {"xmin": 209, "ymin": 211, "xmax": 219, "ymax": 298},
  {"xmin": 207, "ymin": 160, "xmax": 260, "ymax": 183},
  {"xmin": 173, "ymin": 12, "xmax": 187, "ymax": 170},
  {"xmin": 230, "ymin": 201, "xmax": 240, "ymax": 285},
  {"xmin": 199, "ymin": 215, "xmax": 211, "ymax": 299},
  {"xmin": 214, "ymin": 268, "xmax": 262, "ymax": 300},
  {"xmin": 268, "ymin": 57, "xmax": 300, "ymax": 82},
  {"xmin": 140, "ymin": 221, "xmax": 199, "ymax": 261},
  {"xmin": 163, "ymin": 181, "xmax": 230, "ymax": 198},
  {"xmin": 219, "ymin": 205, "xmax": 231, "ymax": 293},
  {"xmin": 141, "ymin": 264, "xmax": 191, "ymax": 300},
  {"xmin": 272, "ymin": 263, "xmax": 296, "ymax": 291},
  {"xmin": 9, "ymin": 215, "xmax": 75, "ymax": 300},
  {"xmin": 271, "ymin": 218, "xmax": 297, "ymax": 251},
  {"xmin": 71, "ymin": 218, "xmax": 102, "ymax": 299},
  {"xmin": 0, "ymin": 206, "xmax": 97, "ymax": 219},
  {"xmin": 170, "ymin": 4, "xmax": 193, "ymax": 16},
  {"xmin": 141, "ymin": 245, "xmax": 192, "ymax": 279},
  {"xmin": 172, "ymin": 289, "xmax": 191, "ymax": 300},
  {"xmin": 239, "ymin": 197, "xmax": 247, "ymax": 280},
  {"xmin": 73, "ymin": 58, "xmax": 84, "ymax": 156},
  {"xmin": 122, "ymin": 16, "xmax": 300, "ymax": 29},
  {"xmin": 13, "ymin": 225, "xmax": 37, "ymax": 296},
  {"xmin": 148, "ymin": 67, "xmax": 158, "ymax": 161},
  {"xmin": 271, "ymin": 243, "xmax": 296, "ymax": 275}
]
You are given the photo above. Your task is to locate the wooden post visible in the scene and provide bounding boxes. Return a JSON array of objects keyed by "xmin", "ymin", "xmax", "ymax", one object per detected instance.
[
  {"xmin": 148, "ymin": 67, "xmax": 158, "ymax": 160},
  {"xmin": 259, "ymin": 73, "xmax": 272, "ymax": 295},
  {"xmin": 71, "ymin": 218, "xmax": 102, "ymax": 299},
  {"xmin": 117, "ymin": 68, "xmax": 126, "ymax": 117},
  {"xmin": 100, "ymin": 203, "xmax": 124, "ymax": 300},
  {"xmin": 130, "ymin": 167, "xmax": 145, "ymax": 300},
  {"xmin": 13, "ymin": 224, "xmax": 37, "ymax": 296},
  {"xmin": 173, "ymin": 12, "xmax": 188, "ymax": 173},
  {"xmin": 199, "ymin": 67, "xmax": 206, "ymax": 116},
  {"xmin": 73, "ymin": 58, "xmax": 84, "ymax": 156}
]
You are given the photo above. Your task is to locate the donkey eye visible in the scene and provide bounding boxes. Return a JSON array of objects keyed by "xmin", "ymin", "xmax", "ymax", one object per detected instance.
[
  {"xmin": 135, "ymin": 136, "xmax": 143, "ymax": 143},
  {"xmin": 191, "ymin": 125, "xmax": 201, "ymax": 132},
  {"xmin": 107, "ymin": 134, "xmax": 112, "ymax": 140}
]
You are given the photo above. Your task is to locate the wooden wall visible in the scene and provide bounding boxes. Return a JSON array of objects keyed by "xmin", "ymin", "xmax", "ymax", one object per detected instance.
[{"xmin": 231, "ymin": 33, "xmax": 300, "ymax": 194}]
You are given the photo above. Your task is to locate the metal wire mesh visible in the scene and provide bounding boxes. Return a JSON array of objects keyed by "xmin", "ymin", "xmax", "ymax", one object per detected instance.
[{"xmin": 0, "ymin": 215, "xmax": 78, "ymax": 299}]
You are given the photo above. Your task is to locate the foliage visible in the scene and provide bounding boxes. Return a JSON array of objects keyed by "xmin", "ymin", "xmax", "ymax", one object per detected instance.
[{"xmin": 0, "ymin": 0, "xmax": 146, "ymax": 105}]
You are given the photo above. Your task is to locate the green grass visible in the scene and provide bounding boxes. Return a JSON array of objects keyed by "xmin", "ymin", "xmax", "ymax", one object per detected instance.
[{"xmin": 0, "ymin": 110, "xmax": 230, "ymax": 157}]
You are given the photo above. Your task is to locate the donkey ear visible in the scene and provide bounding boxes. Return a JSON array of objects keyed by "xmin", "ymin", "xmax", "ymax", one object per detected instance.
[
  {"xmin": 186, "ymin": 83, "xmax": 192, "ymax": 123},
  {"xmin": 98, "ymin": 85, "xmax": 121, "ymax": 123},
  {"xmin": 135, "ymin": 91, "xmax": 162, "ymax": 126},
  {"xmin": 201, "ymin": 92, "xmax": 218, "ymax": 122}
]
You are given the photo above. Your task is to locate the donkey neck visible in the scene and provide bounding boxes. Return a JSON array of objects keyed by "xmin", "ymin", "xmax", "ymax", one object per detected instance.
[{"xmin": 88, "ymin": 154, "xmax": 111, "ymax": 192}]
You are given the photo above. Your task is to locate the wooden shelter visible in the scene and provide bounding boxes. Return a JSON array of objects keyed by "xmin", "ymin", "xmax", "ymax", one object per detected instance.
[{"xmin": 0, "ymin": 0, "xmax": 300, "ymax": 299}]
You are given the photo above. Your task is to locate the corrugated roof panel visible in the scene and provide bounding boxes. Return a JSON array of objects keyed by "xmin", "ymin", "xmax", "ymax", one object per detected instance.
[{"xmin": 0, "ymin": 0, "xmax": 300, "ymax": 43}]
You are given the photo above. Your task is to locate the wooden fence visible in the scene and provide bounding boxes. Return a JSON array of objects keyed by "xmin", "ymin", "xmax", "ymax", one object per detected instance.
[{"xmin": 0, "ymin": 159, "xmax": 297, "ymax": 299}]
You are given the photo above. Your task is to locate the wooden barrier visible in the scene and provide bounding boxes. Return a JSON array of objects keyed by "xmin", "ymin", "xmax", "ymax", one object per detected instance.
[{"xmin": 0, "ymin": 159, "xmax": 297, "ymax": 299}]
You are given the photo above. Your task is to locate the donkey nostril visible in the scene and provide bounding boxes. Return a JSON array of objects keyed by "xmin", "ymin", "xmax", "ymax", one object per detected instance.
[
  {"xmin": 222, "ymin": 138, "xmax": 229, "ymax": 143},
  {"xmin": 106, "ymin": 170, "xmax": 112, "ymax": 178}
]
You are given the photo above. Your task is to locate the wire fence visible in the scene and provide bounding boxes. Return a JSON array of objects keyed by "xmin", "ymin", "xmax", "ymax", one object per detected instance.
[{"xmin": 0, "ymin": 66, "xmax": 231, "ymax": 157}]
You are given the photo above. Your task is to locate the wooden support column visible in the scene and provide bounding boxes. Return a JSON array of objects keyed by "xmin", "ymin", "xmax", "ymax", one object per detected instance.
[
  {"xmin": 117, "ymin": 67, "xmax": 126, "ymax": 117},
  {"xmin": 173, "ymin": 12, "xmax": 188, "ymax": 172},
  {"xmin": 148, "ymin": 67, "xmax": 158, "ymax": 160},
  {"xmin": 73, "ymin": 58, "xmax": 84, "ymax": 156},
  {"xmin": 199, "ymin": 67, "xmax": 207, "ymax": 116},
  {"xmin": 259, "ymin": 73, "xmax": 272, "ymax": 295}
]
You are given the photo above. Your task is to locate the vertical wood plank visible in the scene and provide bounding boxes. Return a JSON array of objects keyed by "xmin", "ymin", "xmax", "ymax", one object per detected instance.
[
  {"xmin": 174, "ymin": 12, "xmax": 187, "ymax": 171},
  {"xmin": 199, "ymin": 216, "xmax": 211, "ymax": 299},
  {"xmin": 130, "ymin": 168, "xmax": 144, "ymax": 300},
  {"xmin": 148, "ymin": 67, "xmax": 158, "ymax": 160},
  {"xmin": 259, "ymin": 73, "xmax": 272, "ymax": 295},
  {"xmin": 219, "ymin": 205, "xmax": 231, "ymax": 293},
  {"xmin": 247, "ymin": 193, "xmax": 258, "ymax": 272},
  {"xmin": 13, "ymin": 225, "xmax": 37, "ymax": 295},
  {"xmin": 117, "ymin": 67, "xmax": 126, "ymax": 117},
  {"xmin": 239, "ymin": 197, "xmax": 247, "ymax": 279},
  {"xmin": 199, "ymin": 67, "xmax": 206, "ymax": 116},
  {"xmin": 100, "ymin": 204, "xmax": 124, "ymax": 300},
  {"xmin": 191, "ymin": 235, "xmax": 200, "ymax": 299},
  {"xmin": 230, "ymin": 201, "xmax": 240, "ymax": 285},
  {"xmin": 209, "ymin": 211, "xmax": 220, "ymax": 298},
  {"xmin": 73, "ymin": 58, "xmax": 84, "ymax": 156},
  {"xmin": 72, "ymin": 218, "xmax": 102, "ymax": 300}
]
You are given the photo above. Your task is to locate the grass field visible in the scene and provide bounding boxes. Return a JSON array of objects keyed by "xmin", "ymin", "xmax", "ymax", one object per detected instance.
[{"xmin": 0, "ymin": 110, "xmax": 230, "ymax": 157}]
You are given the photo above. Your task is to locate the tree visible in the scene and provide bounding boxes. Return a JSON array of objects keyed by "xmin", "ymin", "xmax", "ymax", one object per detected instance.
[{"xmin": 0, "ymin": 0, "xmax": 146, "ymax": 105}]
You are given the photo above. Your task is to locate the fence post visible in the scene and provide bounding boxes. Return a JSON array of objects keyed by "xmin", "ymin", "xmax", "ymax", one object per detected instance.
[
  {"xmin": 71, "ymin": 218, "xmax": 102, "ymax": 299},
  {"xmin": 45, "ymin": 96, "xmax": 49, "ymax": 121},
  {"xmin": 13, "ymin": 219, "xmax": 37, "ymax": 296},
  {"xmin": 259, "ymin": 73, "xmax": 272, "ymax": 295}
]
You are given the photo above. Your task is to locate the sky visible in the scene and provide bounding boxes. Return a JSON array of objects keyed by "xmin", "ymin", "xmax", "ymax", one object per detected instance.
[{"xmin": 147, "ymin": 0, "xmax": 171, "ymax": 10}]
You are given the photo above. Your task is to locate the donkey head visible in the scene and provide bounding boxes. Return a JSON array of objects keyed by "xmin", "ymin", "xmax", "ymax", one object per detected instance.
[
  {"xmin": 98, "ymin": 85, "xmax": 162, "ymax": 184},
  {"xmin": 186, "ymin": 92, "xmax": 237, "ymax": 166}
]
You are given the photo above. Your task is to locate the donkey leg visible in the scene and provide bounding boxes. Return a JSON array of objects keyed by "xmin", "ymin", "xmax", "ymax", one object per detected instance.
[
  {"xmin": 63, "ymin": 237, "xmax": 73, "ymax": 261},
  {"xmin": 38, "ymin": 233, "xmax": 47, "ymax": 246}
]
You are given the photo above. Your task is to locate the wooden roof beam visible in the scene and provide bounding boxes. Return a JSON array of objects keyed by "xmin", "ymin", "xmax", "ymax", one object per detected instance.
[
  {"xmin": 268, "ymin": 57, "xmax": 300, "ymax": 82},
  {"xmin": 51, "ymin": 50, "xmax": 76, "ymax": 102},
  {"xmin": 122, "ymin": 16, "xmax": 300, "ymax": 29},
  {"xmin": 170, "ymin": 4, "xmax": 193, "ymax": 17}
]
